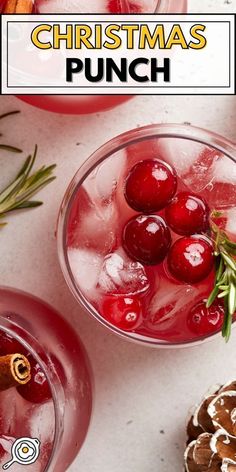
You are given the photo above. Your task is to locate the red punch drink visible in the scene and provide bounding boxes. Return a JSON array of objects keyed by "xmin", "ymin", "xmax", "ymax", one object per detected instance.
[
  {"xmin": 0, "ymin": 287, "xmax": 92, "ymax": 470},
  {"xmin": 58, "ymin": 124, "xmax": 236, "ymax": 347},
  {"xmin": 0, "ymin": 0, "xmax": 187, "ymax": 114}
]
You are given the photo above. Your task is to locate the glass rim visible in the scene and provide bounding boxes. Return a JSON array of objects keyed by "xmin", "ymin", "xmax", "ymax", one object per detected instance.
[
  {"xmin": 154, "ymin": 0, "xmax": 171, "ymax": 13},
  {"xmin": 155, "ymin": 0, "xmax": 187, "ymax": 13},
  {"xmin": 34, "ymin": 0, "xmax": 184, "ymax": 15},
  {"xmin": 57, "ymin": 123, "xmax": 236, "ymax": 349},
  {"xmin": 0, "ymin": 286, "xmax": 65, "ymax": 471},
  {"xmin": 33, "ymin": 0, "xmax": 160, "ymax": 14}
]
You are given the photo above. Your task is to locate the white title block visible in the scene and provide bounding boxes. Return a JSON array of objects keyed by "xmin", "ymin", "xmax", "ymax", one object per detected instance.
[{"xmin": 1, "ymin": 14, "xmax": 235, "ymax": 95}]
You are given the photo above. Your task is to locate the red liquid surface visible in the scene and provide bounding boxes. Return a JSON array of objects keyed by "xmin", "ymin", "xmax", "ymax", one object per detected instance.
[
  {"xmin": 17, "ymin": 0, "xmax": 155, "ymax": 113},
  {"xmin": 4, "ymin": 0, "xmax": 187, "ymax": 114},
  {"xmin": 66, "ymin": 137, "xmax": 236, "ymax": 344},
  {"xmin": 36, "ymin": 0, "xmax": 157, "ymax": 14},
  {"xmin": 0, "ymin": 288, "xmax": 92, "ymax": 471},
  {"xmin": 0, "ymin": 334, "xmax": 54, "ymax": 471}
]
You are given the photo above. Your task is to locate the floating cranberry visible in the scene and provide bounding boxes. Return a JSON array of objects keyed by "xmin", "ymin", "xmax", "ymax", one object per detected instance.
[
  {"xmin": 108, "ymin": 0, "xmax": 123, "ymax": 12},
  {"xmin": 123, "ymin": 215, "xmax": 171, "ymax": 265},
  {"xmin": 167, "ymin": 236, "xmax": 214, "ymax": 284},
  {"xmin": 165, "ymin": 192, "xmax": 209, "ymax": 236},
  {"xmin": 102, "ymin": 296, "xmax": 142, "ymax": 330},
  {"xmin": 124, "ymin": 159, "xmax": 177, "ymax": 213},
  {"xmin": 17, "ymin": 355, "xmax": 52, "ymax": 404},
  {"xmin": 187, "ymin": 299, "xmax": 224, "ymax": 336},
  {"xmin": 108, "ymin": 0, "xmax": 142, "ymax": 13}
]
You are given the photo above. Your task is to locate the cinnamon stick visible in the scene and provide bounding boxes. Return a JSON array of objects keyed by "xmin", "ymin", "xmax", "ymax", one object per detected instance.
[
  {"xmin": 3, "ymin": 0, "xmax": 17, "ymax": 13},
  {"xmin": 3, "ymin": 0, "xmax": 34, "ymax": 13},
  {"xmin": 0, "ymin": 354, "xmax": 31, "ymax": 391},
  {"xmin": 15, "ymin": 0, "xmax": 34, "ymax": 13}
]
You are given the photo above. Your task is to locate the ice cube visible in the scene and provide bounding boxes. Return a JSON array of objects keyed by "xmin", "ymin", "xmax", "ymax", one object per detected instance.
[
  {"xmin": 68, "ymin": 248, "xmax": 103, "ymax": 299},
  {"xmin": 0, "ymin": 435, "xmax": 15, "ymax": 454},
  {"xmin": 147, "ymin": 282, "xmax": 199, "ymax": 328},
  {"xmin": 157, "ymin": 137, "xmax": 207, "ymax": 176},
  {"xmin": 0, "ymin": 390, "xmax": 18, "ymax": 437},
  {"xmin": 182, "ymin": 147, "xmax": 222, "ymax": 193},
  {"xmin": 67, "ymin": 184, "xmax": 118, "ymax": 253},
  {"xmin": 157, "ymin": 138, "xmax": 223, "ymax": 193},
  {"xmin": 27, "ymin": 401, "xmax": 55, "ymax": 472},
  {"xmin": 67, "ymin": 187, "xmax": 90, "ymax": 248},
  {"xmin": 77, "ymin": 199, "xmax": 117, "ymax": 252},
  {"xmin": 205, "ymin": 156, "xmax": 236, "ymax": 209},
  {"xmin": 84, "ymin": 150, "xmax": 127, "ymax": 203},
  {"xmin": 127, "ymin": 138, "xmax": 160, "ymax": 169},
  {"xmin": 29, "ymin": 401, "xmax": 55, "ymax": 444},
  {"xmin": 68, "ymin": 151, "xmax": 127, "ymax": 253},
  {"xmin": 97, "ymin": 248, "xmax": 150, "ymax": 296},
  {"xmin": 225, "ymin": 208, "xmax": 236, "ymax": 238},
  {"xmin": 38, "ymin": 0, "xmax": 108, "ymax": 13},
  {"xmin": 0, "ymin": 390, "xmax": 52, "ymax": 471},
  {"xmin": 213, "ymin": 155, "xmax": 236, "ymax": 185},
  {"xmin": 206, "ymin": 182, "xmax": 236, "ymax": 210}
]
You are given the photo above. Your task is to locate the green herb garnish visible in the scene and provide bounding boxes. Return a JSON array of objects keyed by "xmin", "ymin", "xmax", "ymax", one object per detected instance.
[
  {"xmin": 0, "ymin": 145, "xmax": 56, "ymax": 227},
  {"xmin": 0, "ymin": 110, "xmax": 22, "ymax": 154},
  {"xmin": 207, "ymin": 212, "xmax": 236, "ymax": 342}
]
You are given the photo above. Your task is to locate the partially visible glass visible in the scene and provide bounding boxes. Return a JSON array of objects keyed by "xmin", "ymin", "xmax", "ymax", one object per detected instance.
[
  {"xmin": 57, "ymin": 124, "xmax": 236, "ymax": 348},
  {"xmin": 0, "ymin": 286, "xmax": 92, "ymax": 471},
  {"xmin": 1, "ymin": 0, "xmax": 188, "ymax": 114}
]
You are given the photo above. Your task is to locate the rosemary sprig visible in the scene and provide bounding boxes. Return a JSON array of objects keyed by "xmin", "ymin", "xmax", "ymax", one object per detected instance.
[
  {"xmin": 0, "ymin": 110, "xmax": 22, "ymax": 153},
  {"xmin": 0, "ymin": 145, "xmax": 56, "ymax": 225},
  {"xmin": 0, "ymin": 110, "xmax": 20, "ymax": 121},
  {"xmin": 207, "ymin": 212, "xmax": 236, "ymax": 342}
]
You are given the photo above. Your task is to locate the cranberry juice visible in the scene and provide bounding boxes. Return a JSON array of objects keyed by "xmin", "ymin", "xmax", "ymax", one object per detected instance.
[
  {"xmin": 36, "ymin": 0, "xmax": 158, "ymax": 14},
  {"xmin": 0, "ymin": 331, "xmax": 55, "ymax": 471},
  {"xmin": 0, "ymin": 287, "xmax": 92, "ymax": 470},
  {"xmin": 7, "ymin": 0, "xmax": 187, "ymax": 114},
  {"xmin": 1, "ymin": 0, "xmax": 187, "ymax": 14},
  {"xmin": 64, "ymin": 133, "xmax": 236, "ymax": 344}
]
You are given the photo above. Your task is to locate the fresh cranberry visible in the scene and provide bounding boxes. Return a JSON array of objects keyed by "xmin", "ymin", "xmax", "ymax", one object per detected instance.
[
  {"xmin": 0, "ymin": 331, "xmax": 28, "ymax": 356},
  {"xmin": 167, "ymin": 236, "xmax": 214, "ymax": 284},
  {"xmin": 124, "ymin": 159, "xmax": 177, "ymax": 213},
  {"xmin": 108, "ymin": 0, "xmax": 124, "ymax": 12},
  {"xmin": 165, "ymin": 192, "xmax": 209, "ymax": 236},
  {"xmin": 102, "ymin": 296, "xmax": 142, "ymax": 330},
  {"xmin": 187, "ymin": 300, "xmax": 224, "ymax": 336},
  {"xmin": 108, "ymin": 0, "xmax": 142, "ymax": 13},
  {"xmin": 123, "ymin": 215, "xmax": 171, "ymax": 265},
  {"xmin": 17, "ymin": 355, "xmax": 52, "ymax": 404}
]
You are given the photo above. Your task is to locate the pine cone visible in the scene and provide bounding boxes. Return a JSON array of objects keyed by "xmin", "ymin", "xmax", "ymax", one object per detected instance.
[{"xmin": 184, "ymin": 381, "xmax": 236, "ymax": 471}]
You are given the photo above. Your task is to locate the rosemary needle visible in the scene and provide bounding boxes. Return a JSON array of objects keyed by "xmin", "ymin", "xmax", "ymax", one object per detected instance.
[
  {"xmin": 0, "ymin": 145, "xmax": 56, "ymax": 225},
  {"xmin": 0, "ymin": 110, "xmax": 22, "ymax": 153},
  {"xmin": 0, "ymin": 110, "xmax": 20, "ymax": 121},
  {"xmin": 207, "ymin": 213, "xmax": 236, "ymax": 342}
]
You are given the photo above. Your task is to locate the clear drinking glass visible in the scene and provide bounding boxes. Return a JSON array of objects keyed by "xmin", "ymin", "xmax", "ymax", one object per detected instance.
[
  {"xmin": 0, "ymin": 286, "xmax": 92, "ymax": 470},
  {"xmin": 57, "ymin": 124, "xmax": 236, "ymax": 348},
  {"xmin": 3, "ymin": 0, "xmax": 188, "ymax": 114}
]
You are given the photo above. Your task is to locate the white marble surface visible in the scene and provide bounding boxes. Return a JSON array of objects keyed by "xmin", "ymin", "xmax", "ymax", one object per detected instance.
[{"xmin": 0, "ymin": 1, "xmax": 236, "ymax": 471}]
